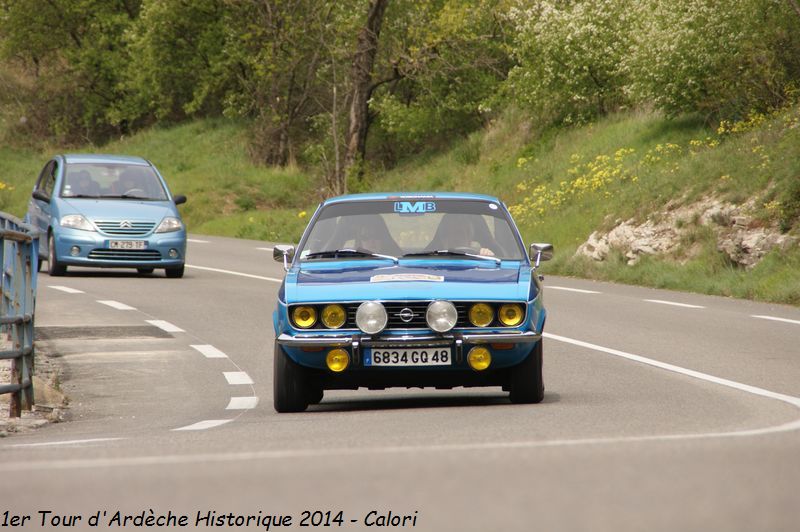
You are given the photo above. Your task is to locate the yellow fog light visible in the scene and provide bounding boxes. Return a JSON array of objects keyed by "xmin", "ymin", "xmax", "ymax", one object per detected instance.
[
  {"xmin": 498, "ymin": 304, "xmax": 524, "ymax": 327},
  {"xmin": 321, "ymin": 304, "xmax": 346, "ymax": 329},
  {"xmin": 326, "ymin": 348, "xmax": 350, "ymax": 372},
  {"xmin": 467, "ymin": 347, "xmax": 492, "ymax": 371},
  {"xmin": 469, "ymin": 303, "xmax": 494, "ymax": 327},
  {"xmin": 292, "ymin": 305, "xmax": 317, "ymax": 329}
]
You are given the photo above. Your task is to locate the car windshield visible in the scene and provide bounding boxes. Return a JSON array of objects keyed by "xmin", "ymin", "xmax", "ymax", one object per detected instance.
[
  {"xmin": 298, "ymin": 199, "xmax": 526, "ymax": 261},
  {"xmin": 60, "ymin": 163, "xmax": 169, "ymax": 201}
]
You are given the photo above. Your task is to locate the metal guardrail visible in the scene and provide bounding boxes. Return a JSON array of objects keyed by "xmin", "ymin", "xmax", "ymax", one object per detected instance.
[{"xmin": 0, "ymin": 213, "xmax": 38, "ymax": 417}]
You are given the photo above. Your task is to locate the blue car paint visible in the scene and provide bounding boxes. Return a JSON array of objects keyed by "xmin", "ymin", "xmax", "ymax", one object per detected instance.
[
  {"xmin": 274, "ymin": 192, "xmax": 547, "ymax": 375},
  {"xmin": 26, "ymin": 154, "xmax": 186, "ymax": 270}
]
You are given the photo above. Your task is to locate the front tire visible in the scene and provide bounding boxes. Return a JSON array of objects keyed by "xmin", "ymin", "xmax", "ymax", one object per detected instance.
[
  {"xmin": 508, "ymin": 339, "xmax": 544, "ymax": 404},
  {"xmin": 165, "ymin": 265, "xmax": 184, "ymax": 278},
  {"xmin": 273, "ymin": 341, "xmax": 313, "ymax": 413},
  {"xmin": 47, "ymin": 233, "xmax": 67, "ymax": 277}
]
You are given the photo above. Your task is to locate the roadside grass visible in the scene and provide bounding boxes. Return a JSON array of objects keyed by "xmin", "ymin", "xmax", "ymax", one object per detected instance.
[{"xmin": 1, "ymin": 106, "xmax": 797, "ymax": 304}]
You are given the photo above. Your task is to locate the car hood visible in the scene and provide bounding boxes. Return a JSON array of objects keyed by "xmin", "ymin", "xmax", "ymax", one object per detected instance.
[
  {"xmin": 60, "ymin": 198, "xmax": 177, "ymax": 221},
  {"xmin": 285, "ymin": 260, "xmax": 531, "ymax": 302}
]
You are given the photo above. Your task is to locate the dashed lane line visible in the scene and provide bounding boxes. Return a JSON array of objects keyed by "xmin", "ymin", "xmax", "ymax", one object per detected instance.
[
  {"xmin": 146, "ymin": 319, "xmax": 185, "ymax": 333},
  {"xmin": 185, "ymin": 264, "xmax": 282, "ymax": 282},
  {"xmin": 548, "ymin": 286, "xmax": 601, "ymax": 294},
  {"xmin": 187, "ymin": 239, "xmax": 210, "ymax": 243},
  {"xmin": 257, "ymin": 247, "xmax": 274, "ymax": 251},
  {"xmin": 226, "ymin": 397, "xmax": 259, "ymax": 410},
  {"xmin": 97, "ymin": 300, "xmax": 136, "ymax": 310},
  {"xmin": 644, "ymin": 299, "xmax": 705, "ymax": 309},
  {"xmin": 191, "ymin": 344, "xmax": 229, "ymax": 359},
  {"xmin": 224, "ymin": 371, "xmax": 254, "ymax": 385},
  {"xmin": 752, "ymin": 314, "xmax": 800, "ymax": 326},
  {"xmin": 48, "ymin": 285, "xmax": 84, "ymax": 294},
  {"xmin": 8, "ymin": 438, "xmax": 124, "ymax": 448},
  {"xmin": 172, "ymin": 420, "xmax": 232, "ymax": 431}
]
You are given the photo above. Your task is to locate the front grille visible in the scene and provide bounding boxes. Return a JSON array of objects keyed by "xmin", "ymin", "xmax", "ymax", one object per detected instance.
[
  {"xmin": 297, "ymin": 301, "xmax": 510, "ymax": 330},
  {"xmin": 94, "ymin": 220, "xmax": 156, "ymax": 236},
  {"xmin": 88, "ymin": 249, "xmax": 162, "ymax": 261}
]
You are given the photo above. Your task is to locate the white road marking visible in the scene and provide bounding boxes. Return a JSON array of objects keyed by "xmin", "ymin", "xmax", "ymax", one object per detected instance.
[
  {"xmin": 8, "ymin": 438, "xmax": 123, "ymax": 448},
  {"xmin": 97, "ymin": 300, "xmax": 136, "ymax": 311},
  {"xmin": 752, "ymin": 314, "xmax": 800, "ymax": 326},
  {"xmin": 186, "ymin": 264, "xmax": 282, "ymax": 282},
  {"xmin": 187, "ymin": 239, "xmax": 210, "ymax": 243},
  {"xmin": 191, "ymin": 344, "xmax": 228, "ymax": 359},
  {"xmin": 257, "ymin": 247, "xmax": 274, "ymax": 252},
  {"xmin": 644, "ymin": 299, "xmax": 705, "ymax": 309},
  {"xmin": 172, "ymin": 420, "xmax": 232, "ymax": 431},
  {"xmin": 145, "ymin": 320, "xmax": 184, "ymax": 333},
  {"xmin": 548, "ymin": 286, "xmax": 601, "ymax": 294},
  {"xmin": 224, "ymin": 371, "xmax": 254, "ymax": 385},
  {"xmin": 226, "ymin": 397, "xmax": 259, "ymax": 410},
  {"xmin": 49, "ymin": 285, "xmax": 84, "ymax": 294}
]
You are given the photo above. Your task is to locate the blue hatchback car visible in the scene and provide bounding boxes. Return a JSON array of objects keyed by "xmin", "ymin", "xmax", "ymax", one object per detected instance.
[
  {"xmin": 26, "ymin": 154, "xmax": 187, "ymax": 278},
  {"xmin": 272, "ymin": 193, "xmax": 553, "ymax": 412}
]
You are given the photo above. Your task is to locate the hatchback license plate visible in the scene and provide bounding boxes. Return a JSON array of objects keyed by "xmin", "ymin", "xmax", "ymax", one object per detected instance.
[
  {"xmin": 109, "ymin": 240, "xmax": 146, "ymax": 250},
  {"xmin": 365, "ymin": 348, "xmax": 452, "ymax": 367}
]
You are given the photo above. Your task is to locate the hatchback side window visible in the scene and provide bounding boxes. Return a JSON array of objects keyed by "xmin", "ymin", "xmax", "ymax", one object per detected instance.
[{"xmin": 35, "ymin": 160, "xmax": 58, "ymax": 196}]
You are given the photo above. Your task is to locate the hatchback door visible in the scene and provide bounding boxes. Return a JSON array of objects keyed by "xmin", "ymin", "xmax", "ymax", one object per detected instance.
[{"xmin": 28, "ymin": 159, "xmax": 58, "ymax": 257}]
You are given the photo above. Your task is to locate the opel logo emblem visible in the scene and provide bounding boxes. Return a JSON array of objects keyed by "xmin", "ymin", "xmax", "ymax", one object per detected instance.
[
  {"xmin": 398, "ymin": 308, "xmax": 415, "ymax": 323},
  {"xmin": 120, "ymin": 220, "xmax": 132, "ymax": 228}
]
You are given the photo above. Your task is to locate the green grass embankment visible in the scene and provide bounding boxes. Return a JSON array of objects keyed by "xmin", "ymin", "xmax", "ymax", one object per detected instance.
[{"xmin": 1, "ymin": 107, "xmax": 798, "ymax": 304}]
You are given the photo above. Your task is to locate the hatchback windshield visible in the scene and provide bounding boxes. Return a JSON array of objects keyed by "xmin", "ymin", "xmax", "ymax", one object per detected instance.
[
  {"xmin": 298, "ymin": 199, "xmax": 526, "ymax": 261},
  {"xmin": 60, "ymin": 163, "xmax": 168, "ymax": 201}
]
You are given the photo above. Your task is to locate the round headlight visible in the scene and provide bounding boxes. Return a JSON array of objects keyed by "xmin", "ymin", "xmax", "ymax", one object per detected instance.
[
  {"xmin": 321, "ymin": 304, "xmax": 346, "ymax": 329},
  {"xmin": 355, "ymin": 301, "xmax": 387, "ymax": 335},
  {"xmin": 292, "ymin": 305, "xmax": 317, "ymax": 329},
  {"xmin": 468, "ymin": 303, "xmax": 494, "ymax": 327},
  {"xmin": 498, "ymin": 304, "xmax": 524, "ymax": 327},
  {"xmin": 467, "ymin": 346, "xmax": 492, "ymax": 371},
  {"xmin": 326, "ymin": 348, "xmax": 350, "ymax": 372},
  {"xmin": 426, "ymin": 300, "xmax": 458, "ymax": 332}
]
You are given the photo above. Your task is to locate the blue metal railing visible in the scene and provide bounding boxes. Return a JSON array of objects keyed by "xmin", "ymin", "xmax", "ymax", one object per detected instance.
[{"xmin": 0, "ymin": 213, "xmax": 38, "ymax": 417}]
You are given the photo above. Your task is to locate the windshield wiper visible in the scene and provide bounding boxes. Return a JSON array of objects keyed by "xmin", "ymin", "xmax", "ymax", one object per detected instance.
[
  {"xmin": 66, "ymin": 194, "xmax": 101, "ymax": 199},
  {"xmin": 402, "ymin": 249, "xmax": 501, "ymax": 264},
  {"xmin": 303, "ymin": 248, "xmax": 398, "ymax": 263},
  {"xmin": 101, "ymin": 194, "xmax": 153, "ymax": 200}
]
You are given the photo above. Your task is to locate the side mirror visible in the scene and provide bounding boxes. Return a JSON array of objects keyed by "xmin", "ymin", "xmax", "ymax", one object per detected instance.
[
  {"xmin": 529, "ymin": 243, "xmax": 554, "ymax": 269},
  {"xmin": 173, "ymin": 194, "xmax": 187, "ymax": 205},
  {"xmin": 32, "ymin": 190, "xmax": 51, "ymax": 203},
  {"xmin": 273, "ymin": 244, "xmax": 295, "ymax": 271}
]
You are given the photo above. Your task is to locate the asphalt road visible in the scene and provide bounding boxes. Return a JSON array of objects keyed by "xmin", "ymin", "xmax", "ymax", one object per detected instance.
[{"xmin": 1, "ymin": 235, "xmax": 799, "ymax": 531}]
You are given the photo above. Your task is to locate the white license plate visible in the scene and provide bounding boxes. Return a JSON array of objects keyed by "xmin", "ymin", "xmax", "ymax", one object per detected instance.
[
  {"xmin": 365, "ymin": 348, "xmax": 452, "ymax": 367},
  {"xmin": 109, "ymin": 240, "xmax": 146, "ymax": 250}
]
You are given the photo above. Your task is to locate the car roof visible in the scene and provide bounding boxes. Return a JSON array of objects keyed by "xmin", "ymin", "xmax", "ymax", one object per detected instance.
[
  {"xmin": 322, "ymin": 192, "xmax": 502, "ymax": 205},
  {"xmin": 61, "ymin": 154, "xmax": 150, "ymax": 166}
]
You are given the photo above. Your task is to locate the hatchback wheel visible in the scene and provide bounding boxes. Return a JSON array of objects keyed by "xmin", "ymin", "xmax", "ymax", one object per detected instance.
[
  {"xmin": 165, "ymin": 265, "xmax": 184, "ymax": 278},
  {"xmin": 47, "ymin": 234, "xmax": 67, "ymax": 276},
  {"xmin": 508, "ymin": 339, "xmax": 544, "ymax": 404}
]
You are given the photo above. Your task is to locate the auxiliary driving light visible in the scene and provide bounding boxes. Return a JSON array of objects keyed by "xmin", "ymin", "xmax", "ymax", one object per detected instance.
[
  {"xmin": 355, "ymin": 301, "xmax": 388, "ymax": 335},
  {"xmin": 326, "ymin": 348, "xmax": 350, "ymax": 372},
  {"xmin": 498, "ymin": 304, "xmax": 524, "ymax": 327},
  {"xmin": 292, "ymin": 305, "xmax": 317, "ymax": 329},
  {"xmin": 321, "ymin": 304, "xmax": 346, "ymax": 329},
  {"xmin": 426, "ymin": 300, "xmax": 458, "ymax": 332},
  {"xmin": 468, "ymin": 303, "xmax": 494, "ymax": 327},
  {"xmin": 70, "ymin": 246, "xmax": 81, "ymax": 257},
  {"xmin": 467, "ymin": 347, "xmax": 492, "ymax": 371},
  {"xmin": 168, "ymin": 248, "xmax": 179, "ymax": 259}
]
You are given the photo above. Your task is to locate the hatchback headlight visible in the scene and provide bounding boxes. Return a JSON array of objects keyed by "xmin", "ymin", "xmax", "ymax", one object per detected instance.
[
  {"xmin": 155, "ymin": 217, "xmax": 183, "ymax": 233},
  {"xmin": 355, "ymin": 301, "xmax": 387, "ymax": 335},
  {"xmin": 426, "ymin": 300, "xmax": 458, "ymax": 332},
  {"xmin": 60, "ymin": 214, "xmax": 95, "ymax": 232}
]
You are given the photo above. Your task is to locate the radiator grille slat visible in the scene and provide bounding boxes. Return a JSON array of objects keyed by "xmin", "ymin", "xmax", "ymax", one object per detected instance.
[
  {"xmin": 87, "ymin": 249, "xmax": 162, "ymax": 261},
  {"xmin": 94, "ymin": 220, "xmax": 156, "ymax": 236}
]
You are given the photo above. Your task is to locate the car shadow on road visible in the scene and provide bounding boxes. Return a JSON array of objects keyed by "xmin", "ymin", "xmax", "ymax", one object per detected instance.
[{"xmin": 309, "ymin": 392, "xmax": 560, "ymax": 413}]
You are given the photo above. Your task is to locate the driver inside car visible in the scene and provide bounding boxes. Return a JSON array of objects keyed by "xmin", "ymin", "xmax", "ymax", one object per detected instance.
[{"xmin": 428, "ymin": 214, "xmax": 496, "ymax": 256}]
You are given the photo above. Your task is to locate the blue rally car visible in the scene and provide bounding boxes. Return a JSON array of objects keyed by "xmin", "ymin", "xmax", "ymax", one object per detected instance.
[
  {"xmin": 26, "ymin": 154, "xmax": 187, "ymax": 278},
  {"xmin": 272, "ymin": 193, "xmax": 553, "ymax": 412}
]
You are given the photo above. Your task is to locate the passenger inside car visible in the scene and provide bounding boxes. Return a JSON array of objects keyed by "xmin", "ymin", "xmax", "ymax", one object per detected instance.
[
  {"xmin": 427, "ymin": 213, "xmax": 496, "ymax": 256},
  {"xmin": 67, "ymin": 170, "xmax": 100, "ymax": 196}
]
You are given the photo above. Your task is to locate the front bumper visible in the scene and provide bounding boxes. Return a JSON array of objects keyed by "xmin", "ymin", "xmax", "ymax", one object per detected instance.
[{"xmin": 53, "ymin": 228, "xmax": 186, "ymax": 268}]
